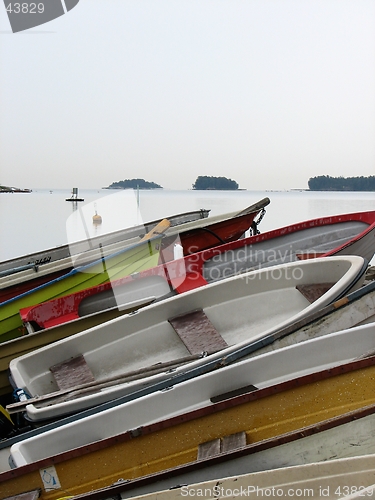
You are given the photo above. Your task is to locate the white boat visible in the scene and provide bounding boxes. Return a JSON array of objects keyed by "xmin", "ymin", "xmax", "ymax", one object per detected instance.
[
  {"xmin": 89, "ymin": 453, "xmax": 375, "ymax": 500},
  {"xmin": 6, "ymin": 256, "xmax": 367, "ymax": 425},
  {"xmin": 9, "ymin": 317, "xmax": 375, "ymax": 427}
]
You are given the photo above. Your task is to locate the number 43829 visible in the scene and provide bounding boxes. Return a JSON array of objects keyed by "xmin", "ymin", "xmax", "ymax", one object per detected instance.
[{"xmin": 6, "ymin": 3, "xmax": 45, "ymax": 14}]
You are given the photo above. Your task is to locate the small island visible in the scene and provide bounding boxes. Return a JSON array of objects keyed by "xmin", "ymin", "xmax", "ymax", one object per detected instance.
[
  {"xmin": 0, "ymin": 184, "xmax": 31, "ymax": 193},
  {"xmin": 192, "ymin": 176, "xmax": 239, "ymax": 190},
  {"xmin": 106, "ymin": 179, "xmax": 163, "ymax": 190},
  {"xmin": 308, "ymin": 176, "xmax": 375, "ymax": 191}
]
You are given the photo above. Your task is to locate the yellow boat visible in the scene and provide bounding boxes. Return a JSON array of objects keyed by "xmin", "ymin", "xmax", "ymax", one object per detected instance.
[{"xmin": 1, "ymin": 355, "xmax": 375, "ymax": 499}]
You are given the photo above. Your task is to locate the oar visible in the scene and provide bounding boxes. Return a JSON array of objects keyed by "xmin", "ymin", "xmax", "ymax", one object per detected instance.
[
  {"xmin": 6, "ymin": 353, "xmax": 206, "ymax": 414},
  {"xmin": 139, "ymin": 219, "xmax": 171, "ymax": 242},
  {"xmin": 0, "ymin": 263, "xmax": 38, "ymax": 278}
]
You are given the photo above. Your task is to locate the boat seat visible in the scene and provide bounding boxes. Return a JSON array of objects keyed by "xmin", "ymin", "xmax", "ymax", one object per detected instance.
[
  {"xmin": 168, "ymin": 309, "xmax": 228, "ymax": 355},
  {"xmin": 49, "ymin": 354, "xmax": 95, "ymax": 391},
  {"xmin": 296, "ymin": 252, "xmax": 326, "ymax": 260},
  {"xmin": 197, "ymin": 431, "xmax": 246, "ymax": 459},
  {"xmin": 210, "ymin": 384, "xmax": 258, "ymax": 404},
  {"xmin": 3, "ymin": 490, "xmax": 41, "ymax": 500},
  {"xmin": 296, "ymin": 283, "xmax": 334, "ymax": 303}
]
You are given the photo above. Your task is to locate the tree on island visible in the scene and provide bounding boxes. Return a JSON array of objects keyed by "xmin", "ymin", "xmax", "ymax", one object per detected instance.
[
  {"xmin": 192, "ymin": 176, "xmax": 239, "ymax": 190},
  {"xmin": 308, "ymin": 175, "xmax": 375, "ymax": 191},
  {"xmin": 108, "ymin": 179, "xmax": 163, "ymax": 189}
]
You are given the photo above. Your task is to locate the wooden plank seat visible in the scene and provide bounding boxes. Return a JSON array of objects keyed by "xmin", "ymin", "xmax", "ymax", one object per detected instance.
[
  {"xmin": 296, "ymin": 283, "xmax": 334, "ymax": 303},
  {"xmin": 168, "ymin": 309, "xmax": 228, "ymax": 355},
  {"xmin": 50, "ymin": 354, "xmax": 95, "ymax": 391},
  {"xmin": 198, "ymin": 431, "xmax": 246, "ymax": 459},
  {"xmin": 210, "ymin": 384, "xmax": 258, "ymax": 404},
  {"xmin": 3, "ymin": 490, "xmax": 41, "ymax": 500}
]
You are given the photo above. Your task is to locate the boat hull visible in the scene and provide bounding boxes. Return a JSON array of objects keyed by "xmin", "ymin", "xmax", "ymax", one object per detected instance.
[{"xmin": 80, "ymin": 433, "xmax": 375, "ymax": 500}]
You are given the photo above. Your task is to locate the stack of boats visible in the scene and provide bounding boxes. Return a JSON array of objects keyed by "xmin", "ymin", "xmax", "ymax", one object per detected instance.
[{"xmin": 0, "ymin": 198, "xmax": 375, "ymax": 500}]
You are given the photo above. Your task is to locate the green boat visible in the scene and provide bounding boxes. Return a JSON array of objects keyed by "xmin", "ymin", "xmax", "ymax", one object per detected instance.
[{"xmin": 0, "ymin": 235, "xmax": 163, "ymax": 342}]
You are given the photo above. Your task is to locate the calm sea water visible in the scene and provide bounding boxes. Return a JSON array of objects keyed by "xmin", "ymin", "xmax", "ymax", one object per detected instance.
[{"xmin": 1, "ymin": 188, "xmax": 374, "ymax": 264}]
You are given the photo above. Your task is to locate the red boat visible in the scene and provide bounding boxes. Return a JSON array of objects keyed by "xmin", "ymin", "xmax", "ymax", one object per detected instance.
[{"xmin": 20, "ymin": 209, "xmax": 375, "ymax": 333}]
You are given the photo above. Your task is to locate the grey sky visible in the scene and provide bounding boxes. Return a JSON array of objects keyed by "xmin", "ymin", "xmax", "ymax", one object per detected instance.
[{"xmin": 1, "ymin": 0, "xmax": 374, "ymax": 191}]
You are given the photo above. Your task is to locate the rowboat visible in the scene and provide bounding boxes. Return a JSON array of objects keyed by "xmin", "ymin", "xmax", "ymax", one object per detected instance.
[
  {"xmin": 1, "ymin": 270, "xmax": 374, "ymax": 403},
  {"xmin": 7, "ymin": 318, "xmax": 375, "ymax": 426},
  {"xmin": 68, "ymin": 451, "xmax": 375, "ymax": 500},
  {"xmin": 20, "ymin": 209, "xmax": 375, "ymax": 334},
  {"xmin": 162, "ymin": 200, "xmax": 268, "ymax": 256},
  {"xmin": 96, "ymin": 404, "xmax": 375, "ymax": 500},
  {"xmin": 8, "ymin": 256, "xmax": 367, "ymax": 421},
  {"xmin": 0, "ymin": 231, "xmax": 165, "ymax": 343},
  {"xmin": 12, "ymin": 280, "xmax": 375, "ymax": 398},
  {"xmin": 0, "ymin": 199, "xmax": 268, "ymax": 302},
  {"xmin": 2, "ymin": 353, "xmax": 375, "ymax": 499},
  {"xmin": 194, "ymin": 209, "xmax": 375, "ymax": 287}
]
